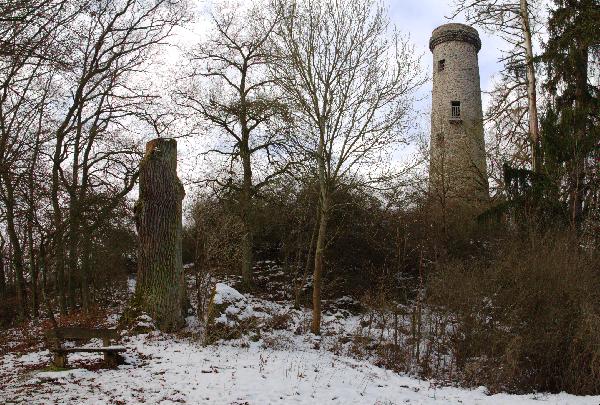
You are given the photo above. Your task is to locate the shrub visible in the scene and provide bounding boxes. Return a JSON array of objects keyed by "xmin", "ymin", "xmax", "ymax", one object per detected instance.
[
  {"xmin": 428, "ymin": 232, "xmax": 600, "ymax": 394},
  {"xmin": 204, "ymin": 283, "xmax": 260, "ymax": 344}
]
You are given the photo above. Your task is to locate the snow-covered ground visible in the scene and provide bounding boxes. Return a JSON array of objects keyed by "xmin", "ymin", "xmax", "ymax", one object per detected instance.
[
  {"xmin": 0, "ymin": 334, "xmax": 600, "ymax": 404},
  {"xmin": 2, "ymin": 330, "xmax": 598, "ymax": 404},
  {"xmin": 1, "ymin": 271, "xmax": 599, "ymax": 404}
]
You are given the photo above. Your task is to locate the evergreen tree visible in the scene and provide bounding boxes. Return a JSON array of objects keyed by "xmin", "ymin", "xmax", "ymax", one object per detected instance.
[{"xmin": 541, "ymin": 0, "xmax": 600, "ymax": 226}]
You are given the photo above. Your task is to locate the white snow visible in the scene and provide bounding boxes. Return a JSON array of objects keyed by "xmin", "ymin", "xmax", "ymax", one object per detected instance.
[
  {"xmin": 211, "ymin": 283, "xmax": 264, "ymax": 326},
  {"xmin": 134, "ymin": 313, "xmax": 156, "ymax": 329},
  {"xmin": 2, "ymin": 332, "xmax": 598, "ymax": 404},
  {"xmin": 127, "ymin": 276, "xmax": 137, "ymax": 293},
  {"xmin": 213, "ymin": 282, "xmax": 246, "ymax": 305},
  {"xmin": 2, "ymin": 281, "xmax": 599, "ymax": 404}
]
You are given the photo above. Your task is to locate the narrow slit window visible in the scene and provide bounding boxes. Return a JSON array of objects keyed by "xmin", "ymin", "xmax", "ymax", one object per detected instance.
[
  {"xmin": 438, "ymin": 59, "xmax": 446, "ymax": 71},
  {"xmin": 451, "ymin": 101, "xmax": 461, "ymax": 118}
]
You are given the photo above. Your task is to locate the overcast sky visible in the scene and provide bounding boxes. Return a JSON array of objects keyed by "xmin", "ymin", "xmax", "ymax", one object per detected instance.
[
  {"xmin": 377, "ymin": 0, "xmax": 509, "ymax": 164},
  {"xmin": 179, "ymin": 0, "xmax": 508, "ymax": 115},
  {"xmin": 172, "ymin": 0, "xmax": 511, "ymax": 188},
  {"xmin": 387, "ymin": 0, "xmax": 508, "ymax": 128}
]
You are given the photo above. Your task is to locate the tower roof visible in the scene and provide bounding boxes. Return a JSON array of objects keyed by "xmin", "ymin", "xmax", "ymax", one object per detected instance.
[{"xmin": 429, "ymin": 23, "xmax": 481, "ymax": 53}]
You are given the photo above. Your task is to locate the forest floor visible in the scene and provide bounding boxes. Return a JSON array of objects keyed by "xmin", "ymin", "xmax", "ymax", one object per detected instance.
[{"xmin": 1, "ymin": 263, "xmax": 599, "ymax": 405}]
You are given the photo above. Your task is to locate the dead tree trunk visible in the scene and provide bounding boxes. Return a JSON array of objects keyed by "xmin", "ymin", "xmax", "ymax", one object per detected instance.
[{"xmin": 135, "ymin": 138, "xmax": 186, "ymax": 331}]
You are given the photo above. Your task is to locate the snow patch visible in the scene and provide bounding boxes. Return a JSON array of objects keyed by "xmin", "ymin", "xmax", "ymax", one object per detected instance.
[
  {"xmin": 213, "ymin": 283, "xmax": 245, "ymax": 305},
  {"xmin": 127, "ymin": 276, "xmax": 136, "ymax": 293}
]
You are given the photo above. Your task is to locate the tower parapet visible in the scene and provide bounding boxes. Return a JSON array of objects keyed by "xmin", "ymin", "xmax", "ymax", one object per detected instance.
[{"xmin": 429, "ymin": 23, "xmax": 481, "ymax": 52}]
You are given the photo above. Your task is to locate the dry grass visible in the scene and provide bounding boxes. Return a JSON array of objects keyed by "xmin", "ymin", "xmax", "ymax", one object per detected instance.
[{"xmin": 428, "ymin": 232, "xmax": 600, "ymax": 394}]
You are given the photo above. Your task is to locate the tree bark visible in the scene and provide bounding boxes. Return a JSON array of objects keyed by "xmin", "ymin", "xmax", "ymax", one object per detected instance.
[
  {"xmin": 238, "ymin": 59, "xmax": 255, "ymax": 289},
  {"xmin": 0, "ymin": 238, "xmax": 5, "ymax": 297},
  {"xmin": 311, "ymin": 196, "xmax": 329, "ymax": 335},
  {"xmin": 240, "ymin": 145, "xmax": 254, "ymax": 288},
  {"xmin": 80, "ymin": 231, "xmax": 92, "ymax": 310},
  {"xmin": 295, "ymin": 209, "xmax": 319, "ymax": 309},
  {"xmin": 569, "ymin": 39, "xmax": 590, "ymax": 227},
  {"xmin": 67, "ymin": 204, "xmax": 80, "ymax": 309},
  {"xmin": 135, "ymin": 138, "xmax": 186, "ymax": 331},
  {"xmin": 51, "ymin": 128, "xmax": 67, "ymax": 315},
  {"xmin": 28, "ymin": 236, "xmax": 39, "ymax": 317},
  {"xmin": 311, "ymin": 114, "xmax": 329, "ymax": 336},
  {"xmin": 1, "ymin": 171, "xmax": 28, "ymax": 319},
  {"xmin": 519, "ymin": 0, "xmax": 541, "ymax": 173},
  {"xmin": 27, "ymin": 206, "xmax": 39, "ymax": 318},
  {"xmin": 27, "ymin": 124, "xmax": 41, "ymax": 317},
  {"xmin": 40, "ymin": 239, "xmax": 48, "ymax": 300},
  {"xmin": 54, "ymin": 230, "xmax": 67, "ymax": 315}
]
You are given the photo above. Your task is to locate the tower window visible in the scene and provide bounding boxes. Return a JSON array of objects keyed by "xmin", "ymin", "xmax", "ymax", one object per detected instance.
[
  {"xmin": 451, "ymin": 101, "xmax": 461, "ymax": 119},
  {"xmin": 438, "ymin": 59, "xmax": 445, "ymax": 71}
]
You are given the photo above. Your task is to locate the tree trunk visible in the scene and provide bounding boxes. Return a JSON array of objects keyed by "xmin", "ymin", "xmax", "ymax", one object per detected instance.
[
  {"xmin": 27, "ymin": 214, "xmax": 39, "ymax": 318},
  {"xmin": 8, "ymin": 244, "xmax": 14, "ymax": 288},
  {"xmin": 519, "ymin": 0, "xmax": 541, "ymax": 173},
  {"xmin": 311, "ymin": 196, "xmax": 329, "ymax": 335},
  {"xmin": 67, "ymin": 205, "xmax": 80, "ymax": 309},
  {"xmin": 241, "ymin": 229, "xmax": 253, "ymax": 287},
  {"xmin": 28, "ymin": 125, "xmax": 42, "ymax": 317},
  {"xmin": 569, "ymin": 40, "xmax": 589, "ymax": 228},
  {"xmin": 29, "ymin": 242, "xmax": 39, "ymax": 317},
  {"xmin": 135, "ymin": 138, "xmax": 186, "ymax": 331},
  {"xmin": 295, "ymin": 210, "xmax": 319, "ymax": 309},
  {"xmin": 239, "ymin": 136, "xmax": 254, "ymax": 288},
  {"xmin": 80, "ymin": 231, "xmax": 92, "ymax": 310},
  {"xmin": 40, "ymin": 240, "xmax": 48, "ymax": 300},
  {"xmin": 0, "ymin": 239, "xmax": 5, "ymax": 297},
  {"xmin": 54, "ymin": 232, "xmax": 67, "ymax": 315},
  {"xmin": 311, "ymin": 117, "xmax": 330, "ymax": 336},
  {"xmin": 1, "ymin": 172, "xmax": 28, "ymax": 319},
  {"xmin": 51, "ymin": 130, "xmax": 67, "ymax": 315}
]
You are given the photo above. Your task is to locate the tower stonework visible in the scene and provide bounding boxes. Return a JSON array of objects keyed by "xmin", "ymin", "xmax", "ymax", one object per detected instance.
[{"xmin": 429, "ymin": 23, "xmax": 489, "ymax": 210}]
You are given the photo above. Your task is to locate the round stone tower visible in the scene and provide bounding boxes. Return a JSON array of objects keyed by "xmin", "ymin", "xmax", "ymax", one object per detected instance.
[{"xmin": 429, "ymin": 23, "xmax": 489, "ymax": 209}]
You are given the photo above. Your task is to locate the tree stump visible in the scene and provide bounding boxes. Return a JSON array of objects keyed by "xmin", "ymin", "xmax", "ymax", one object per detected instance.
[{"xmin": 135, "ymin": 138, "xmax": 186, "ymax": 331}]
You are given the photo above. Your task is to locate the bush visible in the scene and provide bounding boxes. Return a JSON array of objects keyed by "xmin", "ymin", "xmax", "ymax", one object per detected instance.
[
  {"xmin": 428, "ymin": 232, "xmax": 600, "ymax": 394},
  {"xmin": 204, "ymin": 283, "xmax": 259, "ymax": 344}
]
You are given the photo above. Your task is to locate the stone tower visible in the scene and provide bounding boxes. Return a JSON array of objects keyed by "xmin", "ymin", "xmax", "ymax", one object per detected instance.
[{"xmin": 429, "ymin": 23, "xmax": 488, "ymax": 209}]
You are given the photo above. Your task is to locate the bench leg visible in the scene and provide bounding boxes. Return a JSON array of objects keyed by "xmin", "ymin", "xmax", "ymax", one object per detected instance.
[
  {"xmin": 104, "ymin": 352, "xmax": 122, "ymax": 368},
  {"xmin": 53, "ymin": 352, "xmax": 67, "ymax": 368}
]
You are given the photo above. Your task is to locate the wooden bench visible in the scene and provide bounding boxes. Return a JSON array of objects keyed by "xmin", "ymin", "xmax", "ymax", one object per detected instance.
[{"xmin": 45, "ymin": 327, "xmax": 126, "ymax": 368}]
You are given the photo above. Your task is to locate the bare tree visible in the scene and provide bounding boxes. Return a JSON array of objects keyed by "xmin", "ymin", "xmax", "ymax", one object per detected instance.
[
  {"xmin": 273, "ymin": 0, "xmax": 424, "ymax": 334},
  {"xmin": 0, "ymin": 0, "xmax": 188, "ymax": 319},
  {"xmin": 0, "ymin": 0, "xmax": 76, "ymax": 319},
  {"xmin": 47, "ymin": 0, "xmax": 187, "ymax": 312},
  {"xmin": 180, "ymin": 2, "xmax": 291, "ymax": 288},
  {"xmin": 451, "ymin": 0, "xmax": 543, "ymax": 172}
]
